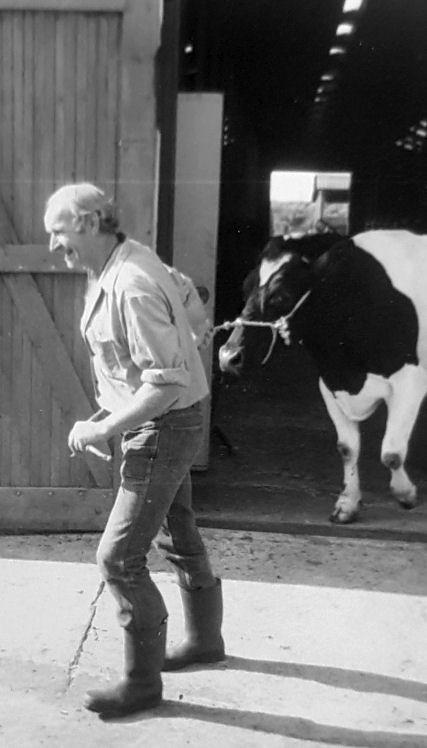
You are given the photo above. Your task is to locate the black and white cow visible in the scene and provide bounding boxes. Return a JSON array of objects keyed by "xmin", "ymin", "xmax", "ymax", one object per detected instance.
[{"xmin": 219, "ymin": 230, "xmax": 427, "ymax": 523}]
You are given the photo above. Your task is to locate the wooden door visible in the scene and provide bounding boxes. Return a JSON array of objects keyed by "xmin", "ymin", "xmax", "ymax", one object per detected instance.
[{"xmin": 0, "ymin": 0, "xmax": 161, "ymax": 531}]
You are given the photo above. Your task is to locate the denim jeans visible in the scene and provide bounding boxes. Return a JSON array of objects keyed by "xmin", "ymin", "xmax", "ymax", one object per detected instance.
[{"xmin": 96, "ymin": 402, "xmax": 215, "ymax": 633}]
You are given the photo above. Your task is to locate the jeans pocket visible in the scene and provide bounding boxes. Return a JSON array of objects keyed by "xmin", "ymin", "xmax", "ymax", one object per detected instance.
[{"xmin": 121, "ymin": 427, "xmax": 160, "ymax": 485}]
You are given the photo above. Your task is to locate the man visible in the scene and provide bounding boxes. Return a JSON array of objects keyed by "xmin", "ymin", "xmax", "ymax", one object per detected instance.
[{"xmin": 44, "ymin": 183, "xmax": 225, "ymax": 717}]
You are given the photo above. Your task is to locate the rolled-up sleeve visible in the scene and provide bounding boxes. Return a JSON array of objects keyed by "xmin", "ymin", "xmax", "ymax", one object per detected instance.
[{"xmin": 122, "ymin": 292, "xmax": 190, "ymax": 388}]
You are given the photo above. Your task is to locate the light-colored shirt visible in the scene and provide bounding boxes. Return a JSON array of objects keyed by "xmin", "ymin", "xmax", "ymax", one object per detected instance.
[
  {"xmin": 165, "ymin": 265, "xmax": 213, "ymax": 349},
  {"xmin": 80, "ymin": 239, "xmax": 209, "ymax": 414}
]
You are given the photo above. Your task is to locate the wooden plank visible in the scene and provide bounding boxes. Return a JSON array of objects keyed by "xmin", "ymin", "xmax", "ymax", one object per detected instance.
[
  {"xmin": 0, "ymin": 1, "xmax": 125, "ymax": 10},
  {"xmin": 0, "ymin": 14, "xmax": 3, "ymax": 200},
  {"xmin": 0, "ymin": 487, "xmax": 114, "ymax": 533},
  {"xmin": 54, "ymin": 13, "xmax": 70, "ymax": 186},
  {"xmin": 0, "ymin": 284, "xmax": 12, "ymax": 483},
  {"xmin": 22, "ymin": 11, "xmax": 35, "ymax": 240},
  {"xmin": 0, "ymin": 333, "xmax": 30, "ymax": 484},
  {"xmin": 29, "ymin": 343, "xmax": 48, "ymax": 485},
  {"xmin": 20, "ymin": 333, "xmax": 32, "ymax": 484},
  {"xmin": 33, "ymin": 272, "xmax": 56, "ymax": 486},
  {"xmin": 95, "ymin": 14, "xmax": 108, "ymax": 188},
  {"xmin": 71, "ymin": 279, "xmax": 99, "ymax": 488},
  {"xmin": 51, "ymin": 277, "xmax": 69, "ymax": 485},
  {"xmin": 50, "ymin": 397, "xmax": 62, "ymax": 486},
  {"xmin": 1, "ymin": 13, "xmax": 14, "ymax": 223},
  {"xmin": 85, "ymin": 14, "xmax": 98, "ymax": 181},
  {"xmin": 118, "ymin": 0, "xmax": 161, "ymax": 244},
  {"xmin": 10, "ymin": 267, "xmax": 21, "ymax": 484},
  {"xmin": 54, "ymin": 275, "xmax": 77, "ymax": 486},
  {"xmin": 19, "ymin": 319, "xmax": 32, "ymax": 485},
  {"xmin": 75, "ymin": 13, "xmax": 88, "ymax": 183},
  {"xmin": 33, "ymin": 11, "xmax": 55, "ymax": 242},
  {"xmin": 0, "ymin": 245, "xmax": 86, "ymax": 272},
  {"xmin": 108, "ymin": 14, "xmax": 121, "ymax": 200},
  {"xmin": 58, "ymin": 11, "xmax": 78, "ymax": 185},
  {"xmin": 0, "ymin": 408, "xmax": 28, "ymax": 486},
  {"xmin": 95, "ymin": 14, "xmax": 119, "ymax": 191},
  {"xmin": 11, "ymin": 11, "xmax": 25, "ymax": 238},
  {"xmin": 72, "ymin": 277, "xmax": 93, "ymax": 402}
]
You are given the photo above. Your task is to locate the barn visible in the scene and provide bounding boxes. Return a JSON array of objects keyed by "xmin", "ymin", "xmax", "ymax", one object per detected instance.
[{"xmin": 1, "ymin": 0, "xmax": 426, "ymax": 532}]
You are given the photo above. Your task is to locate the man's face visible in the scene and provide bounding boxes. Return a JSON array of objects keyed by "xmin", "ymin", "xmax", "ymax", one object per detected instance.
[{"xmin": 44, "ymin": 204, "xmax": 91, "ymax": 271}]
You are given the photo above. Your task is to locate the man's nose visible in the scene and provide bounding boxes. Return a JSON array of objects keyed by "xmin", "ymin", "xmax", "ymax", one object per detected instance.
[{"xmin": 49, "ymin": 234, "xmax": 61, "ymax": 253}]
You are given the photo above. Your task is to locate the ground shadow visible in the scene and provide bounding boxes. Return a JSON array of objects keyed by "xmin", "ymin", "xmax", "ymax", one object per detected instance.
[
  {"xmin": 101, "ymin": 651, "xmax": 427, "ymax": 745},
  {"xmin": 217, "ymin": 655, "xmax": 427, "ymax": 703},
  {"xmin": 104, "ymin": 697, "xmax": 427, "ymax": 747}
]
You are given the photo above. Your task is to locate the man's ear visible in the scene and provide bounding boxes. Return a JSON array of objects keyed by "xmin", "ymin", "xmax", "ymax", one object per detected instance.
[{"xmin": 87, "ymin": 210, "xmax": 101, "ymax": 235}]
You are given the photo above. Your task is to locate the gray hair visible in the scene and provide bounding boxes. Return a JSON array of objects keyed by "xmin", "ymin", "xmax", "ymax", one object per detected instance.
[{"xmin": 45, "ymin": 183, "xmax": 120, "ymax": 235}]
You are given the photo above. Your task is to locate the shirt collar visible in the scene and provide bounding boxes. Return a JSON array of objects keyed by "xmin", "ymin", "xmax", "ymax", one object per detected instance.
[
  {"xmin": 80, "ymin": 239, "xmax": 130, "ymax": 336},
  {"xmin": 97, "ymin": 238, "xmax": 130, "ymax": 293}
]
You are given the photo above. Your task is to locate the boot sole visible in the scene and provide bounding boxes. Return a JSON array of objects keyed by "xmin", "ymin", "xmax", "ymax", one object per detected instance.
[
  {"xmin": 163, "ymin": 649, "xmax": 226, "ymax": 672},
  {"xmin": 85, "ymin": 693, "xmax": 162, "ymax": 717}
]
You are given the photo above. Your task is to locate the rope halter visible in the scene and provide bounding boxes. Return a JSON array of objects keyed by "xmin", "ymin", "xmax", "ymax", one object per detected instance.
[{"xmin": 214, "ymin": 289, "xmax": 311, "ymax": 365}]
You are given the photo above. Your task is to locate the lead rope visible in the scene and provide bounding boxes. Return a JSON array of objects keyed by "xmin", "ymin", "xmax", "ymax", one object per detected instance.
[{"xmin": 213, "ymin": 289, "xmax": 311, "ymax": 365}]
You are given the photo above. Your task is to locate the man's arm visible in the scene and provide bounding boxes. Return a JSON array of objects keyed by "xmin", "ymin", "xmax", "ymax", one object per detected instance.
[{"xmin": 68, "ymin": 381, "xmax": 181, "ymax": 454}]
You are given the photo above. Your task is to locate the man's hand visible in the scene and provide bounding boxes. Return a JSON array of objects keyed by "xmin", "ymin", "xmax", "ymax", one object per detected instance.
[{"xmin": 68, "ymin": 419, "xmax": 107, "ymax": 456}]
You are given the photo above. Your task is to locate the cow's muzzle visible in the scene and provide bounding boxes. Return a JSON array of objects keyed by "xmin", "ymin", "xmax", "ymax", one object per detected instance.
[{"xmin": 218, "ymin": 343, "xmax": 243, "ymax": 376}]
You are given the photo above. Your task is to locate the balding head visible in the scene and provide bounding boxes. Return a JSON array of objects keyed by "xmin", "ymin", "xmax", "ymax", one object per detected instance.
[{"xmin": 44, "ymin": 183, "xmax": 120, "ymax": 235}]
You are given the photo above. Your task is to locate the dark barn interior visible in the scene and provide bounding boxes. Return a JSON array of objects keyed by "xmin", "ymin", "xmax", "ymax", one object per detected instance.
[
  {"xmin": 178, "ymin": 0, "xmax": 427, "ymax": 522},
  {"xmin": 180, "ymin": 0, "xmax": 427, "ymax": 322}
]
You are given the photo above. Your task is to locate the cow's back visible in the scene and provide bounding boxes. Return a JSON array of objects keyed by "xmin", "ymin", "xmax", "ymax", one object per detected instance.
[{"xmin": 352, "ymin": 230, "xmax": 427, "ymax": 368}]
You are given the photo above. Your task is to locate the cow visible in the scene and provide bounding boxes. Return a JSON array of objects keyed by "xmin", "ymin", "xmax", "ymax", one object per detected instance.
[{"xmin": 218, "ymin": 230, "xmax": 427, "ymax": 523}]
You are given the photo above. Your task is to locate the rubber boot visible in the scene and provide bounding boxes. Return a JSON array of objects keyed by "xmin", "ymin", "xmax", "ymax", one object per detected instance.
[
  {"xmin": 163, "ymin": 578, "xmax": 225, "ymax": 671},
  {"xmin": 84, "ymin": 619, "xmax": 166, "ymax": 717}
]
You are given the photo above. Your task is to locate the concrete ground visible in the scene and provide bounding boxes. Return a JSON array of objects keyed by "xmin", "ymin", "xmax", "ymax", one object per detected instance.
[{"xmin": 1, "ymin": 529, "xmax": 427, "ymax": 747}]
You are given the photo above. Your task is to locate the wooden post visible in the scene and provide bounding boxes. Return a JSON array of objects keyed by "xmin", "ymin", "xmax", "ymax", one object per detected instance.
[
  {"xmin": 118, "ymin": 0, "xmax": 162, "ymax": 247},
  {"xmin": 156, "ymin": 0, "xmax": 181, "ymax": 264}
]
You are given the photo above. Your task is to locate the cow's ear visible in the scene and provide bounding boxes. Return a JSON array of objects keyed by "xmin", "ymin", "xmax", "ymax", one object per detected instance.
[
  {"xmin": 311, "ymin": 239, "xmax": 350, "ymax": 275},
  {"xmin": 312, "ymin": 250, "xmax": 331, "ymax": 274}
]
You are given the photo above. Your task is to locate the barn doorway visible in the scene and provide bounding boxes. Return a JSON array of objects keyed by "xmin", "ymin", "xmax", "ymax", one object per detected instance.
[{"xmin": 270, "ymin": 171, "xmax": 352, "ymax": 237}]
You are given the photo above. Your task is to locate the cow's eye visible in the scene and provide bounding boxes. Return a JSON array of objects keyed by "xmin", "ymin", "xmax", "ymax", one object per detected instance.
[{"xmin": 271, "ymin": 290, "xmax": 291, "ymax": 308}]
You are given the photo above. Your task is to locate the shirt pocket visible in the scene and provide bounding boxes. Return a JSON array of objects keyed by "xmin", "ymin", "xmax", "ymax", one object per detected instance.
[{"xmin": 96, "ymin": 339, "xmax": 122, "ymax": 376}]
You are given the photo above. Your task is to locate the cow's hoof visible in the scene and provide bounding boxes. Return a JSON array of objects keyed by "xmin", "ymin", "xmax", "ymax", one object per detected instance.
[
  {"xmin": 395, "ymin": 488, "xmax": 417, "ymax": 510},
  {"xmin": 329, "ymin": 508, "xmax": 358, "ymax": 524}
]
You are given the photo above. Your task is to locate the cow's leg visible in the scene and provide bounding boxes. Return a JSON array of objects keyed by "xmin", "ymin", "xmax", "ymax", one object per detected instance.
[
  {"xmin": 381, "ymin": 364, "xmax": 427, "ymax": 508},
  {"xmin": 319, "ymin": 378, "xmax": 361, "ymax": 523}
]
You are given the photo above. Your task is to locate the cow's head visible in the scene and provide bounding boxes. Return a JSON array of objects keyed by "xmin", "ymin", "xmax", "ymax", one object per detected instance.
[{"xmin": 218, "ymin": 232, "xmax": 342, "ymax": 375}]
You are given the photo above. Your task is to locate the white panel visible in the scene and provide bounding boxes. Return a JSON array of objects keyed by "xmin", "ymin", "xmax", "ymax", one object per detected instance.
[
  {"xmin": 315, "ymin": 172, "xmax": 351, "ymax": 191},
  {"xmin": 173, "ymin": 93, "xmax": 223, "ymax": 469}
]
